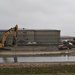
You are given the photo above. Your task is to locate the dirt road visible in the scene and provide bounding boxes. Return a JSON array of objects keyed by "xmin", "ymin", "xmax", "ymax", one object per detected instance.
[{"xmin": 0, "ymin": 47, "xmax": 75, "ymax": 56}]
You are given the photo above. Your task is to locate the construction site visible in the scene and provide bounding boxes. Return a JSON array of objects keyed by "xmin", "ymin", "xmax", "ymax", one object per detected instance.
[{"xmin": 0, "ymin": 25, "xmax": 75, "ymax": 75}]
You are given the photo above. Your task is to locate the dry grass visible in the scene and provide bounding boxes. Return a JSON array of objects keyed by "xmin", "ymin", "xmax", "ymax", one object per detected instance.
[{"xmin": 0, "ymin": 62, "xmax": 75, "ymax": 74}]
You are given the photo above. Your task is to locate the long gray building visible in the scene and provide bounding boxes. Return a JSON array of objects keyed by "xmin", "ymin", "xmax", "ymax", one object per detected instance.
[{"xmin": 0, "ymin": 29, "xmax": 61, "ymax": 46}]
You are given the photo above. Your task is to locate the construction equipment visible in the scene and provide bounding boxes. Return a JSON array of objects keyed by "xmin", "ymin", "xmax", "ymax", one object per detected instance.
[
  {"xmin": 70, "ymin": 39, "xmax": 75, "ymax": 47},
  {"xmin": 57, "ymin": 40, "xmax": 73, "ymax": 50},
  {"xmin": 0, "ymin": 25, "xmax": 18, "ymax": 48}
]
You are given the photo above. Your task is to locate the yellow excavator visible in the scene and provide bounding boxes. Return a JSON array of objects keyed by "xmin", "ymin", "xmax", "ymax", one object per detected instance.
[{"xmin": 0, "ymin": 25, "xmax": 18, "ymax": 49}]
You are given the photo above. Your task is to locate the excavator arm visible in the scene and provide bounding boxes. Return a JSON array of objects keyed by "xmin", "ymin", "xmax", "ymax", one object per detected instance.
[
  {"xmin": 0, "ymin": 25, "xmax": 18, "ymax": 48},
  {"xmin": 12, "ymin": 25, "xmax": 18, "ymax": 45}
]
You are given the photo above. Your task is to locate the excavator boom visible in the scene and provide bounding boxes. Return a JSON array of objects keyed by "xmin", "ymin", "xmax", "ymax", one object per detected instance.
[{"xmin": 0, "ymin": 25, "xmax": 18, "ymax": 48}]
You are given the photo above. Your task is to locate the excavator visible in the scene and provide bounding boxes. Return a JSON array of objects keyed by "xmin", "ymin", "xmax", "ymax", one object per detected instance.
[{"xmin": 0, "ymin": 25, "xmax": 18, "ymax": 49}]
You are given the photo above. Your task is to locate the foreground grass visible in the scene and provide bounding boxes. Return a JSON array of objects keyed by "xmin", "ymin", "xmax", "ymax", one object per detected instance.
[
  {"xmin": 1, "ymin": 62, "xmax": 75, "ymax": 74},
  {"xmin": 1, "ymin": 74, "xmax": 75, "ymax": 75},
  {"xmin": 0, "ymin": 65, "xmax": 75, "ymax": 74}
]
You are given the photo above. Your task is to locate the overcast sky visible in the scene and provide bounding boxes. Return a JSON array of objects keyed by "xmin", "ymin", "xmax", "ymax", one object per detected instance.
[{"xmin": 0, "ymin": 0, "xmax": 75, "ymax": 36}]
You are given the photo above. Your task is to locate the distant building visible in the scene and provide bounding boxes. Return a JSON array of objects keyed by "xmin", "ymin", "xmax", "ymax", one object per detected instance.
[{"xmin": 0, "ymin": 29, "xmax": 61, "ymax": 46}]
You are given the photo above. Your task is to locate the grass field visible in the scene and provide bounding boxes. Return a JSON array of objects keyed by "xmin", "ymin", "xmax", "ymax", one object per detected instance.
[
  {"xmin": 0, "ymin": 64, "xmax": 75, "ymax": 75},
  {"xmin": 1, "ymin": 73, "xmax": 75, "ymax": 75},
  {"xmin": 0, "ymin": 62, "xmax": 75, "ymax": 75}
]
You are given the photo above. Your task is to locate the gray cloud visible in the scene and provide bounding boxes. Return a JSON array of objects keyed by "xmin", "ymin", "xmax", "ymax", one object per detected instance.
[{"xmin": 0, "ymin": 0, "xmax": 75, "ymax": 36}]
